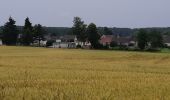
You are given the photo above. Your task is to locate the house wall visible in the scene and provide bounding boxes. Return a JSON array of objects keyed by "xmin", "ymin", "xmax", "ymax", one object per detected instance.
[
  {"xmin": 53, "ymin": 42, "xmax": 61, "ymax": 48},
  {"xmin": 53, "ymin": 42, "xmax": 77, "ymax": 48},
  {"xmin": 53, "ymin": 42, "xmax": 68, "ymax": 48},
  {"xmin": 40, "ymin": 40, "xmax": 47, "ymax": 46},
  {"xmin": 165, "ymin": 43, "xmax": 170, "ymax": 47},
  {"xmin": 101, "ymin": 42, "xmax": 110, "ymax": 46},
  {"xmin": 0, "ymin": 39, "xmax": 2, "ymax": 45},
  {"xmin": 68, "ymin": 43, "xmax": 76, "ymax": 48},
  {"xmin": 60, "ymin": 43, "xmax": 68, "ymax": 48}
]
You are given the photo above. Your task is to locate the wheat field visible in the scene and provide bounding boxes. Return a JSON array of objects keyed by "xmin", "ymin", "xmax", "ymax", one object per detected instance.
[{"xmin": 0, "ymin": 46, "xmax": 170, "ymax": 100}]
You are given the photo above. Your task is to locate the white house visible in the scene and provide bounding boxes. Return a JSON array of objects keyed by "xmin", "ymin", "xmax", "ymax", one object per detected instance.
[
  {"xmin": 163, "ymin": 35, "xmax": 170, "ymax": 47},
  {"xmin": 53, "ymin": 39, "xmax": 61, "ymax": 48},
  {"xmin": 32, "ymin": 40, "xmax": 47, "ymax": 47},
  {"xmin": 0, "ymin": 39, "xmax": 2, "ymax": 45},
  {"xmin": 53, "ymin": 35, "xmax": 77, "ymax": 48},
  {"xmin": 40, "ymin": 40, "xmax": 47, "ymax": 46}
]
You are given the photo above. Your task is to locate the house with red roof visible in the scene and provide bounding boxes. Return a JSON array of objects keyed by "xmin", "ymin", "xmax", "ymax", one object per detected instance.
[
  {"xmin": 100, "ymin": 35, "xmax": 136, "ymax": 47},
  {"xmin": 100, "ymin": 35, "xmax": 115, "ymax": 46}
]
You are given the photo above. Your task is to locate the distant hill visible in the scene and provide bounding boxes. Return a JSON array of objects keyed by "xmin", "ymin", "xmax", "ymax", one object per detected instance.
[
  {"xmin": 139, "ymin": 27, "xmax": 170, "ymax": 34},
  {"xmin": 45, "ymin": 27, "xmax": 136, "ymax": 36},
  {"xmin": 98, "ymin": 27, "xmax": 134, "ymax": 36},
  {"xmin": 0, "ymin": 26, "xmax": 72, "ymax": 36},
  {"xmin": 44, "ymin": 27, "xmax": 72, "ymax": 36},
  {"xmin": 1, "ymin": 26, "xmax": 170, "ymax": 36}
]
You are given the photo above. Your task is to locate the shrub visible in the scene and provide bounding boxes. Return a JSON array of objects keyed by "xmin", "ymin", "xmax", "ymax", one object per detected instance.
[
  {"xmin": 46, "ymin": 40, "xmax": 55, "ymax": 47},
  {"xmin": 76, "ymin": 45, "xmax": 82, "ymax": 48},
  {"xmin": 110, "ymin": 41, "xmax": 118, "ymax": 47}
]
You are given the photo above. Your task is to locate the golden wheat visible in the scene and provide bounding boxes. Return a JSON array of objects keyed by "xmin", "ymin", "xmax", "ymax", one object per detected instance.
[{"xmin": 0, "ymin": 46, "xmax": 170, "ymax": 100}]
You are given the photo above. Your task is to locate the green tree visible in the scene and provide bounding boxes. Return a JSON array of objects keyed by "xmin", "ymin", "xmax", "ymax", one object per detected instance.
[
  {"xmin": 22, "ymin": 17, "xmax": 33, "ymax": 45},
  {"xmin": 72, "ymin": 17, "xmax": 87, "ymax": 42},
  {"xmin": 87, "ymin": 23, "xmax": 101, "ymax": 49},
  {"xmin": 103, "ymin": 27, "xmax": 112, "ymax": 35},
  {"xmin": 137, "ymin": 29, "xmax": 148, "ymax": 50},
  {"xmin": 2, "ymin": 17, "xmax": 18, "ymax": 45},
  {"xmin": 149, "ymin": 30, "xmax": 163, "ymax": 49},
  {"xmin": 33, "ymin": 24, "xmax": 46, "ymax": 46}
]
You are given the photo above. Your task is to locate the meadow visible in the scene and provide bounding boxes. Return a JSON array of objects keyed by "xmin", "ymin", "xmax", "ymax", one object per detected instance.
[{"xmin": 0, "ymin": 46, "xmax": 170, "ymax": 100}]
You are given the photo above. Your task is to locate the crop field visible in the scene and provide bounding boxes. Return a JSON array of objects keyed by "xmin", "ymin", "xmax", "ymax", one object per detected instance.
[{"xmin": 0, "ymin": 46, "xmax": 170, "ymax": 100}]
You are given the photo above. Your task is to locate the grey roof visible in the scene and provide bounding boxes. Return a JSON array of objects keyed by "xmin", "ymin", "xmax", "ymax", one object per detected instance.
[
  {"xmin": 163, "ymin": 35, "xmax": 170, "ymax": 43},
  {"xmin": 44, "ymin": 35, "xmax": 60, "ymax": 40},
  {"xmin": 113, "ymin": 36, "xmax": 134, "ymax": 43},
  {"xmin": 60, "ymin": 35, "xmax": 76, "ymax": 40},
  {"xmin": 44, "ymin": 35, "xmax": 76, "ymax": 42}
]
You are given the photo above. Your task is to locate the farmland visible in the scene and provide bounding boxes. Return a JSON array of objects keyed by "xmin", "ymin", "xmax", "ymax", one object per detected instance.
[{"xmin": 0, "ymin": 46, "xmax": 170, "ymax": 100}]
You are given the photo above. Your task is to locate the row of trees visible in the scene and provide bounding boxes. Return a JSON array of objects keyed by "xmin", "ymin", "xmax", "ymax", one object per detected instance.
[
  {"xmin": 0, "ymin": 16, "xmax": 165, "ymax": 50},
  {"xmin": 1, "ymin": 16, "xmax": 102, "ymax": 48},
  {"xmin": 2, "ymin": 17, "xmax": 45, "ymax": 46},
  {"xmin": 137, "ymin": 29, "xmax": 163, "ymax": 50},
  {"xmin": 72, "ymin": 17, "xmax": 164, "ymax": 50},
  {"xmin": 72, "ymin": 17, "xmax": 101, "ymax": 49}
]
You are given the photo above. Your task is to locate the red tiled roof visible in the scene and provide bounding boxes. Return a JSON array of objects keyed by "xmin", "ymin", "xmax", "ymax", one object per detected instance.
[
  {"xmin": 100, "ymin": 35, "xmax": 135, "ymax": 44},
  {"xmin": 100, "ymin": 35, "xmax": 115, "ymax": 44}
]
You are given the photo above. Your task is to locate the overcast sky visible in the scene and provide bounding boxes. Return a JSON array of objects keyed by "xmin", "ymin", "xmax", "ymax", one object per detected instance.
[{"xmin": 0, "ymin": 0, "xmax": 170, "ymax": 28}]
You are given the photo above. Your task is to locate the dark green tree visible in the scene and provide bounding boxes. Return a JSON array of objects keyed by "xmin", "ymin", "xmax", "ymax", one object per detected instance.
[
  {"xmin": 33, "ymin": 24, "xmax": 46, "ymax": 46},
  {"xmin": 72, "ymin": 17, "xmax": 87, "ymax": 43},
  {"xmin": 103, "ymin": 27, "xmax": 112, "ymax": 35},
  {"xmin": 164, "ymin": 32, "xmax": 170, "ymax": 36},
  {"xmin": 2, "ymin": 17, "xmax": 18, "ymax": 45},
  {"xmin": 0, "ymin": 31, "xmax": 2, "ymax": 39},
  {"xmin": 110, "ymin": 41, "xmax": 118, "ymax": 47},
  {"xmin": 137, "ymin": 29, "xmax": 148, "ymax": 50},
  {"xmin": 87, "ymin": 23, "xmax": 101, "ymax": 49},
  {"xmin": 149, "ymin": 30, "xmax": 163, "ymax": 49},
  {"xmin": 22, "ymin": 17, "xmax": 33, "ymax": 45}
]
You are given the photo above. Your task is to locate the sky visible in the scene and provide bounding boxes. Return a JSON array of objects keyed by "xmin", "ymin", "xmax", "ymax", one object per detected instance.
[{"xmin": 0, "ymin": 0, "xmax": 170, "ymax": 28}]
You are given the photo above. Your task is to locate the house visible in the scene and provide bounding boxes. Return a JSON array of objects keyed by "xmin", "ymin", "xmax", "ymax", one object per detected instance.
[
  {"xmin": 116, "ymin": 36, "xmax": 136, "ymax": 46},
  {"xmin": 40, "ymin": 40, "xmax": 47, "ymax": 46},
  {"xmin": 82, "ymin": 41, "xmax": 91, "ymax": 49},
  {"xmin": 46, "ymin": 34, "xmax": 91, "ymax": 48},
  {"xmin": 44, "ymin": 35, "xmax": 61, "ymax": 41},
  {"xmin": 100, "ymin": 35, "xmax": 115, "ymax": 46},
  {"xmin": 60, "ymin": 35, "xmax": 77, "ymax": 42},
  {"xmin": 163, "ymin": 35, "xmax": 170, "ymax": 47},
  {"xmin": 0, "ymin": 34, "xmax": 2, "ymax": 45},
  {"xmin": 53, "ymin": 35, "xmax": 77, "ymax": 48},
  {"xmin": 0, "ymin": 39, "xmax": 2, "ymax": 46},
  {"xmin": 100, "ymin": 35, "xmax": 136, "ymax": 47}
]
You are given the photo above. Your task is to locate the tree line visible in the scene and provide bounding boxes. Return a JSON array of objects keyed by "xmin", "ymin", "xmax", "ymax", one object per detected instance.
[
  {"xmin": 137, "ymin": 29, "xmax": 163, "ymax": 50},
  {"xmin": 0, "ymin": 16, "xmax": 101, "ymax": 48},
  {"xmin": 1, "ymin": 17, "xmax": 46, "ymax": 46},
  {"xmin": 0, "ymin": 16, "xmax": 167, "ymax": 51},
  {"xmin": 72, "ymin": 17, "xmax": 165, "ymax": 50}
]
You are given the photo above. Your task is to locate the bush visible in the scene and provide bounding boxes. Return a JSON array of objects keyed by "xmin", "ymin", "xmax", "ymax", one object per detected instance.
[
  {"xmin": 145, "ymin": 48, "xmax": 161, "ymax": 52},
  {"xmin": 46, "ymin": 40, "xmax": 55, "ymax": 47},
  {"xmin": 76, "ymin": 45, "xmax": 82, "ymax": 48},
  {"xmin": 110, "ymin": 41, "xmax": 118, "ymax": 47}
]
